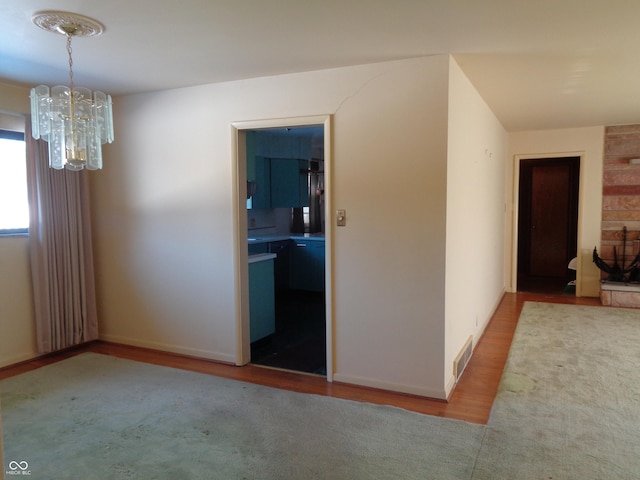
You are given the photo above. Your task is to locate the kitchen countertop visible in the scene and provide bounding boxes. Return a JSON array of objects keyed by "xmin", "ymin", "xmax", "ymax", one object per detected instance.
[
  {"xmin": 248, "ymin": 252, "xmax": 277, "ymax": 263},
  {"xmin": 248, "ymin": 233, "xmax": 325, "ymax": 244}
]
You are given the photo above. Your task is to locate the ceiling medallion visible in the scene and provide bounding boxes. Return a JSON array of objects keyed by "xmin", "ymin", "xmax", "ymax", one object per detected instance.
[{"xmin": 32, "ymin": 10, "xmax": 105, "ymax": 37}]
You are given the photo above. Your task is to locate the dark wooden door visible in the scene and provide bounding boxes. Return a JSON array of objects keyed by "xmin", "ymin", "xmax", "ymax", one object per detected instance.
[{"xmin": 518, "ymin": 157, "xmax": 580, "ymax": 281}]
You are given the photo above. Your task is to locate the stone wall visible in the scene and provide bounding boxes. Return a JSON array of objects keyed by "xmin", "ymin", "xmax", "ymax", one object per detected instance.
[{"xmin": 600, "ymin": 125, "xmax": 640, "ymax": 275}]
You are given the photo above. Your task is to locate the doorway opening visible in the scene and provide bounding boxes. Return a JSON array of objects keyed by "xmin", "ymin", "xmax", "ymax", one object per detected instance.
[
  {"xmin": 233, "ymin": 116, "xmax": 332, "ymax": 380},
  {"xmin": 517, "ymin": 156, "xmax": 580, "ymax": 294}
]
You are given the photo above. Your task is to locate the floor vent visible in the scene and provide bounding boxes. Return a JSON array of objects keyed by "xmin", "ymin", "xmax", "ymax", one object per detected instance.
[{"xmin": 453, "ymin": 336, "xmax": 473, "ymax": 381}]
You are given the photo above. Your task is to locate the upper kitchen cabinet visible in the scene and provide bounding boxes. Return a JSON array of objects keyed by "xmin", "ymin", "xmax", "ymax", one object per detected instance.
[
  {"xmin": 251, "ymin": 156, "xmax": 271, "ymax": 209},
  {"xmin": 246, "ymin": 131, "xmax": 271, "ymax": 209},
  {"xmin": 255, "ymin": 131, "xmax": 312, "ymax": 160},
  {"xmin": 247, "ymin": 130, "xmax": 313, "ymax": 209},
  {"xmin": 270, "ymin": 158, "xmax": 310, "ymax": 208}
]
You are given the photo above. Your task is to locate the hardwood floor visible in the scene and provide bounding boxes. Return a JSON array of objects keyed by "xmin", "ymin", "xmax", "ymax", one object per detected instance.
[{"xmin": 0, "ymin": 292, "xmax": 601, "ymax": 425}]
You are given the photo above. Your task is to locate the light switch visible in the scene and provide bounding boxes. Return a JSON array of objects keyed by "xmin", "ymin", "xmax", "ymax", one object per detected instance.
[{"xmin": 336, "ymin": 209, "xmax": 346, "ymax": 226}]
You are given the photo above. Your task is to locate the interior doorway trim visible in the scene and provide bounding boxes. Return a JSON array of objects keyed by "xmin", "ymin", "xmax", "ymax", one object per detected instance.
[
  {"xmin": 231, "ymin": 115, "xmax": 334, "ymax": 382},
  {"xmin": 510, "ymin": 152, "xmax": 585, "ymax": 295}
]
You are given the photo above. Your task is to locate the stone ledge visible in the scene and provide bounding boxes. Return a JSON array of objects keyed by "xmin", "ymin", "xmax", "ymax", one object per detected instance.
[{"xmin": 600, "ymin": 282, "xmax": 640, "ymax": 308}]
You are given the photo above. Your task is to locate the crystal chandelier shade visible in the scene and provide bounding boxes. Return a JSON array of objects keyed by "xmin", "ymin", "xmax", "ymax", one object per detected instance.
[{"xmin": 29, "ymin": 11, "xmax": 114, "ymax": 171}]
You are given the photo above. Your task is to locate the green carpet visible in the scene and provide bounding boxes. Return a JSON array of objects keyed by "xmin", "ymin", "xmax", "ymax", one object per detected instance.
[
  {"xmin": 472, "ymin": 302, "xmax": 640, "ymax": 479},
  {"xmin": 2, "ymin": 302, "xmax": 640, "ymax": 479},
  {"xmin": 0, "ymin": 353, "xmax": 484, "ymax": 479}
]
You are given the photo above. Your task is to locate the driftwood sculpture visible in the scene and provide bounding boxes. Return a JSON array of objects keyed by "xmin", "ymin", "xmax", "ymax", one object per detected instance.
[{"xmin": 593, "ymin": 226, "xmax": 640, "ymax": 283}]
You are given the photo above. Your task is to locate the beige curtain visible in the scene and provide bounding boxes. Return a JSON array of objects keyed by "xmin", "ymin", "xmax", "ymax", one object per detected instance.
[{"xmin": 25, "ymin": 118, "xmax": 98, "ymax": 353}]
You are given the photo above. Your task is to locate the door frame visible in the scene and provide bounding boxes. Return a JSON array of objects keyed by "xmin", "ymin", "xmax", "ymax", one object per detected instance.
[
  {"xmin": 510, "ymin": 152, "xmax": 584, "ymax": 295},
  {"xmin": 231, "ymin": 115, "xmax": 334, "ymax": 381}
]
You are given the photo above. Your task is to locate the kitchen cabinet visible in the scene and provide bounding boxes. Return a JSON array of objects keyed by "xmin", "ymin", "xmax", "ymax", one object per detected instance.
[
  {"xmin": 249, "ymin": 240, "xmax": 290, "ymax": 291},
  {"xmin": 248, "ymin": 242, "xmax": 268, "ymax": 255},
  {"xmin": 255, "ymin": 132, "xmax": 312, "ymax": 160},
  {"xmin": 247, "ymin": 155, "xmax": 271, "ymax": 209},
  {"xmin": 289, "ymin": 239, "xmax": 325, "ymax": 292},
  {"xmin": 270, "ymin": 158, "xmax": 309, "ymax": 208},
  {"xmin": 268, "ymin": 240, "xmax": 291, "ymax": 292},
  {"xmin": 247, "ymin": 156, "xmax": 307, "ymax": 209},
  {"xmin": 247, "ymin": 130, "xmax": 314, "ymax": 210},
  {"xmin": 249, "ymin": 254, "xmax": 276, "ymax": 343}
]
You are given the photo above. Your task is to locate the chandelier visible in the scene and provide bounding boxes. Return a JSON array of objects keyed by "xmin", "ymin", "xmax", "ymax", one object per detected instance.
[{"xmin": 30, "ymin": 11, "xmax": 114, "ymax": 171}]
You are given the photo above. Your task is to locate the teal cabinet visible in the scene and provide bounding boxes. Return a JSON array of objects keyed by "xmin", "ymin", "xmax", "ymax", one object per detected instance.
[
  {"xmin": 247, "ymin": 130, "xmax": 312, "ymax": 209},
  {"xmin": 247, "ymin": 156, "xmax": 306, "ymax": 209},
  {"xmin": 247, "ymin": 127, "xmax": 271, "ymax": 209},
  {"xmin": 270, "ymin": 158, "xmax": 309, "ymax": 208},
  {"xmin": 248, "ymin": 242, "xmax": 268, "ymax": 255},
  {"xmin": 289, "ymin": 240, "xmax": 325, "ymax": 292},
  {"xmin": 247, "ymin": 156, "xmax": 271, "ymax": 209},
  {"xmin": 268, "ymin": 240, "xmax": 291, "ymax": 292},
  {"xmin": 249, "ymin": 255, "xmax": 276, "ymax": 343}
]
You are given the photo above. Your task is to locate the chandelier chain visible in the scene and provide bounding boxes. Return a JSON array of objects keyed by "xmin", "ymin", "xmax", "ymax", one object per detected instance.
[
  {"xmin": 66, "ymin": 33, "xmax": 74, "ymax": 93},
  {"xmin": 65, "ymin": 32, "xmax": 78, "ymax": 161}
]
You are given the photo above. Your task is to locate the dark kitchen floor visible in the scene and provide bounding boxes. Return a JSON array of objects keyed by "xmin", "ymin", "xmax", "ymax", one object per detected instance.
[{"xmin": 251, "ymin": 290, "xmax": 326, "ymax": 375}]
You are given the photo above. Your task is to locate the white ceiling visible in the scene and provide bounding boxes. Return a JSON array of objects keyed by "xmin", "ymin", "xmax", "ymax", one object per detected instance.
[{"xmin": 2, "ymin": 0, "xmax": 640, "ymax": 132}]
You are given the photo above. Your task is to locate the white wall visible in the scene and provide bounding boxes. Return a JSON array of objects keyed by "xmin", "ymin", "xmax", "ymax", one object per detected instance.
[
  {"xmin": 0, "ymin": 83, "xmax": 37, "ymax": 367},
  {"xmin": 0, "ymin": 236, "xmax": 35, "ymax": 367},
  {"xmin": 445, "ymin": 59, "xmax": 508, "ymax": 393},
  {"xmin": 0, "ymin": 82, "xmax": 30, "ymax": 117},
  {"xmin": 92, "ymin": 56, "xmax": 454, "ymax": 397},
  {"xmin": 331, "ymin": 57, "xmax": 450, "ymax": 397},
  {"xmin": 507, "ymin": 127, "xmax": 604, "ymax": 297}
]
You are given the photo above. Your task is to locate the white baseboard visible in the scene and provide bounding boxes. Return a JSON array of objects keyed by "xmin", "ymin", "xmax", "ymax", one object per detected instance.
[
  {"xmin": 474, "ymin": 288, "xmax": 506, "ymax": 344},
  {"xmin": 332, "ymin": 373, "xmax": 448, "ymax": 400},
  {"xmin": 98, "ymin": 334, "xmax": 237, "ymax": 365},
  {"xmin": 444, "ymin": 374, "xmax": 458, "ymax": 400}
]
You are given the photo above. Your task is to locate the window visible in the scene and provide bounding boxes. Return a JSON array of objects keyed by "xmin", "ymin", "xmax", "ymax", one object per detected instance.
[{"xmin": 0, "ymin": 130, "xmax": 28, "ymax": 235}]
